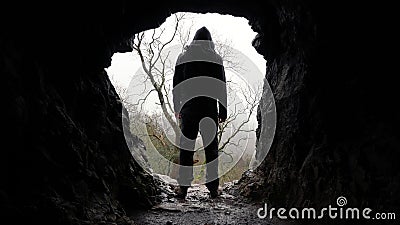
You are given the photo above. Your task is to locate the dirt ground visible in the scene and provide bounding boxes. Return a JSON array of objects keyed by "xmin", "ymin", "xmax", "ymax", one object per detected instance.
[{"xmin": 129, "ymin": 183, "xmax": 292, "ymax": 225}]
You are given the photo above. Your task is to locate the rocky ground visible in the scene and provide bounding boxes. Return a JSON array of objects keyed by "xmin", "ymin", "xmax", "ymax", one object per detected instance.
[{"xmin": 129, "ymin": 174, "xmax": 292, "ymax": 225}]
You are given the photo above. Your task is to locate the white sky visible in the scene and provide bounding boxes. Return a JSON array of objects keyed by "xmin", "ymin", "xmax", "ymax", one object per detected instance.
[{"xmin": 106, "ymin": 12, "xmax": 266, "ymax": 89}]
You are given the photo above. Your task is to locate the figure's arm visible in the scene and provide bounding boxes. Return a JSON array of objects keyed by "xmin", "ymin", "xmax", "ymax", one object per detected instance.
[
  {"xmin": 173, "ymin": 63, "xmax": 184, "ymax": 117},
  {"xmin": 218, "ymin": 65, "xmax": 227, "ymax": 122}
]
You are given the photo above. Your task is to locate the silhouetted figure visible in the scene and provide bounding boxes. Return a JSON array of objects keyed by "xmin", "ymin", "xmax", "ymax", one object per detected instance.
[{"xmin": 173, "ymin": 27, "xmax": 227, "ymax": 199}]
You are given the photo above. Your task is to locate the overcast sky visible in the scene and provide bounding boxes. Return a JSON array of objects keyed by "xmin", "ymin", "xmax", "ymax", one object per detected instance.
[{"xmin": 106, "ymin": 12, "xmax": 266, "ymax": 89}]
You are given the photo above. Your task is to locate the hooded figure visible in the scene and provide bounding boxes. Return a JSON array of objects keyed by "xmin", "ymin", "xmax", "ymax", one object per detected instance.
[{"xmin": 173, "ymin": 27, "xmax": 227, "ymax": 199}]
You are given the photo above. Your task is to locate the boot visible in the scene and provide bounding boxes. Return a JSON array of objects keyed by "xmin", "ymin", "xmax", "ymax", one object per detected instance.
[{"xmin": 175, "ymin": 186, "xmax": 188, "ymax": 200}]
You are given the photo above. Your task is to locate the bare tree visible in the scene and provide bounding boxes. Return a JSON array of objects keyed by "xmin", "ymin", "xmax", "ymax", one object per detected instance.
[{"xmin": 130, "ymin": 14, "xmax": 182, "ymax": 137}]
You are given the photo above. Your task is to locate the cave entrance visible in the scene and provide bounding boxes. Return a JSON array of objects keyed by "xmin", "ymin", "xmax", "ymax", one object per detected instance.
[{"xmin": 107, "ymin": 12, "xmax": 269, "ymax": 185}]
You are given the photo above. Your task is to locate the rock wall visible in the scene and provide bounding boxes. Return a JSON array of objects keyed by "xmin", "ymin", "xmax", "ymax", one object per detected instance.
[
  {"xmin": 1, "ymin": 0, "xmax": 398, "ymax": 224},
  {"xmin": 243, "ymin": 0, "xmax": 400, "ymax": 213},
  {"xmin": 1, "ymin": 2, "xmax": 162, "ymax": 224}
]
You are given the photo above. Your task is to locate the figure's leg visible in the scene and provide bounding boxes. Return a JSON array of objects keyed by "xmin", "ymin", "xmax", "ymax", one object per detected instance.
[
  {"xmin": 177, "ymin": 113, "xmax": 199, "ymax": 188},
  {"xmin": 199, "ymin": 115, "xmax": 219, "ymax": 196}
]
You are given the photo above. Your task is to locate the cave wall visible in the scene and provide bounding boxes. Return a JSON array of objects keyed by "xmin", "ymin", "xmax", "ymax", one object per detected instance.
[
  {"xmin": 246, "ymin": 0, "xmax": 400, "ymax": 212},
  {"xmin": 1, "ymin": 2, "xmax": 163, "ymax": 224},
  {"xmin": 1, "ymin": 0, "xmax": 399, "ymax": 224}
]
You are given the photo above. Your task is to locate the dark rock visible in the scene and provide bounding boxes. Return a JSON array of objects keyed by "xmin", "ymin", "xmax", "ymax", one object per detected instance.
[
  {"xmin": 153, "ymin": 173, "xmax": 178, "ymax": 202},
  {"xmin": 241, "ymin": 0, "xmax": 400, "ymax": 213}
]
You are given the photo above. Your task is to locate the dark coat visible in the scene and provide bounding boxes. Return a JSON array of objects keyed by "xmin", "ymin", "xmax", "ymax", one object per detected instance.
[{"xmin": 173, "ymin": 43, "xmax": 227, "ymax": 120}]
